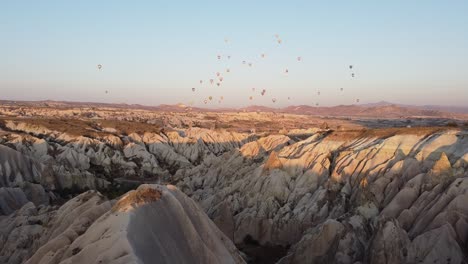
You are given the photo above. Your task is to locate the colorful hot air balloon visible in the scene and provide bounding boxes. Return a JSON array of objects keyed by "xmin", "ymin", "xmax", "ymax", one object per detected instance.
[
  {"xmin": 261, "ymin": 53, "xmax": 265, "ymax": 58},
  {"xmin": 351, "ymin": 73, "xmax": 355, "ymax": 78},
  {"xmin": 210, "ymin": 79, "xmax": 214, "ymax": 84},
  {"xmin": 349, "ymin": 65, "xmax": 353, "ymax": 69},
  {"xmin": 272, "ymin": 98, "xmax": 277, "ymax": 103},
  {"xmin": 217, "ymin": 55, "xmax": 221, "ymax": 60},
  {"xmin": 97, "ymin": 64, "xmax": 102, "ymax": 70},
  {"xmin": 340, "ymin": 88, "xmax": 344, "ymax": 91},
  {"xmin": 209, "ymin": 96, "xmax": 213, "ymax": 100},
  {"xmin": 192, "ymin": 88, "xmax": 196, "ymax": 92},
  {"xmin": 216, "ymin": 72, "xmax": 221, "ymax": 77},
  {"xmin": 297, "ymin": 56, "xmax": 301, "ymax": 61},
  {"xmin": 204, "ymin": 100, "xmax": 208, "ymax": 104},
  {"xmin": 199, "ymin": 80, "xmax": 203, "ymax": 84},
  {"xmin": 285, "ymin": 69, "xmax": 289, "ymax": 73},
  {"xmin": 356, "ymin": 98, "xmax": 360, "ymax": 103},
  {"xmin": 220, "ymin": 96, "xmax": 224, "ymax": 100},
  {"xmin": 249, "ymin": 96, "xmax": 253, "ymax": 100},
  {"xmin": 277, "ymin": 39, "xmax": 282, "ymax": 44},
  {"xmin": 248, "ymin": 62, "xmax": 252, "ymax": 67},
  {"xmin": 219, "ymin": 77, "xmax": 224, "ymax": 82},
  {"xmin": 216, "ymin": 82, "xmax": 220, "ymax": 86},
  {"xmin": 226, "ymin": 68, "xmax": 230, "ymax": 73}
]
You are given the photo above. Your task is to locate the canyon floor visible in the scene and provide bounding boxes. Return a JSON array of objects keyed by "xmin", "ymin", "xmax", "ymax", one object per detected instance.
[{"xmin": 0, "ymin": 103, "xmax": 467, "ymax": 264}]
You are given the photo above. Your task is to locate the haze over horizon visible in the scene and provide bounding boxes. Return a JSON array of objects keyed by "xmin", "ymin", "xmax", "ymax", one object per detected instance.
[{"xmin": 2, "ymin": 1, "xmax": 468, "ymax": 107}]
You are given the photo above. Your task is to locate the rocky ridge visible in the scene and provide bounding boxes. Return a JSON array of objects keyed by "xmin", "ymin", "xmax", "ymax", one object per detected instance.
[
  {"xmin": 0, "ymin": 184, "xmax": 245, "ymax": 264},
  {"xmin": 0, "ymin": 116, "xmax": 467, "ymax": 263}
]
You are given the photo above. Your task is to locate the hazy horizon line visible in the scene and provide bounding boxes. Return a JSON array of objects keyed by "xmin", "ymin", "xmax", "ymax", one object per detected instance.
[{"xmin": 1, "ymin": 97, "xmax": 468, "ymax": 109}]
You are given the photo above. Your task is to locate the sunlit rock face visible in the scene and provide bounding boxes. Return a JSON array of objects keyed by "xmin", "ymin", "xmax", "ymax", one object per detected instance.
[
  {"xmin": 0, "ymin": 107, "xmax": 467, "ymax": 263},
  {"xmin": 0, "ymin": 185, "xmax": 245, "ymax": 264},
  {"xmin": 175, "ymin": 130, "xmax": 468, "ymax": 263}
]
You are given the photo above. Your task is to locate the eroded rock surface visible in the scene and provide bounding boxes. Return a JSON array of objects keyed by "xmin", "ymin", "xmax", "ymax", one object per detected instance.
[
  {"xmin": 0, "ymin": 185, "xmax": 245, "ymax": 264},
  {"xmin": 0, "ymin": 112, "xmax": 467, "ymax": 263}
]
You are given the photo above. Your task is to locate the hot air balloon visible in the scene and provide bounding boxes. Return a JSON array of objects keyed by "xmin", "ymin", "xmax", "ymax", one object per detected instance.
[
  {"xmin": 226, "ymin": 68, "xmax": 230, "ymax": 73},
  {"xmin": 356, "ymin": 98, "xmax": 360, "ymax": 103},
  {"xmin": 288, "ymin": 97, "xmax": 290, "ymax": 100},
  {"xmin": 349, "ymin": 65, "xmax": 353, "ymax": 69},
  {"xmin": 224, "ymin": 38, "xmax": 229, "ymax": 43},
  {"xmin": 242, "ymin": 61, "xmax": 246, "ymax": 65},
  {"xmin": 340, "ymin": 88, "xmax": 344, "ymax": 91},
  {"xmin": 192, "ymin": 88, "xmax": 196, "ymax": 92},
  {"xmin": 275, "ymin": 34, "xmax": 279, "ymax": 38},
  {"xmin": 216, "ymin": 72, "xmax": 221, "ymax": 77},
  {"xmin": 277, "ymin": 39, "xmax": 282, "ymax": 44},
  {"xmin": 272, "ymin": 98, "xmax": 277, "ymax": 103},
  {"xmin": 217, "ymin": 55, "xmax": 221, "ymax": 60},
  {"xmin": 315, "ymin": 103, "xmax": 319, "ymax": 106},
  {"xmin": 351, "ymin": 73, "xmax": 355, "ymax": 78},
  {"xmin": 285, "ymin": 69, "xmax": 289, "ymax": 73},
  {"xmin": 97, "ymin": 64, "xmax": 102, "ymax": 70},
  {"xmin": 227, "ymin": 55, "xmax": 231, "ymax": 59},
  {"xmin": 297, "ymin": 56, "xmax": 301, "ymax": 61},
  {"xmin": 249, "ymin": 96, "xmax": 253, "ymax": 100},
  {"xmin": 204, "ymin": 100, "xmax": 208, "ymax": 104},
  {"xmin": 261, "ymin": 53, "xmax": 265, "ymax": 58},
  {"xmin": 248, "ymin": 62, "xmax": 252, "ymax": 67},
  {"xmin": 105, "ymin": 90, "xmax": 108, "ymax": 94},
  {"xmin": 216, "ymin": 82, "xmax": 220, "ymax": 86},
  {"xmin": 220, "ymin": 96, "xmax": 224, "ymax": 100},
  {"xmin": 219, "ymin": 77, "xmax": 224, "ymax": 82},
  {"xmin": 199, "ymin": 80, "xmax": 203, "ymax": 84},
  {"xmin": 209, "ymin": 96, "xmax": 213, "ymax": 100},
  {"xmin": 252, "ymin": 87, "xmax": 255, "ymax": 91}
]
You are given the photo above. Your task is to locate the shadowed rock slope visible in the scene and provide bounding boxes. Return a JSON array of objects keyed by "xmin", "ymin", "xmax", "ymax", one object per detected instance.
[
  {"xmin": 0, "ymin": 184, "xmax": 245, "ymax": 264},
  {"xmin": 1, "ymin": 117, "xmax": 467, "ymax": 263},
  {"xmin": 174, "ymin": 129, "xmax": 468, "ymax": 263}
]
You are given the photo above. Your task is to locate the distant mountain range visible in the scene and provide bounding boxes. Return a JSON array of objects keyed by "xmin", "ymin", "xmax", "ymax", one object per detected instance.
[
  {"xmin": 361, "ymin": 101, "xmax": 468, "ymax": 114},
  {"xmin": 1, "ymin": 100, "xmax": 467, "ymax": 119}
]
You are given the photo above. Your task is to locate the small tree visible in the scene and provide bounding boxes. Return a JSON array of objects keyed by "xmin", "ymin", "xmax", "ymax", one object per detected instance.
[{"xmin": 447, "ymin": 121, "xmax": 458, "ymax": 127}]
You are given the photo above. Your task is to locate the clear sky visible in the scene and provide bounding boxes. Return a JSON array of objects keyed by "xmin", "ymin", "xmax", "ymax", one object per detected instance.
[{"xmin": 1, "ymin": 1, "xmax": 468, "ymax": 107}]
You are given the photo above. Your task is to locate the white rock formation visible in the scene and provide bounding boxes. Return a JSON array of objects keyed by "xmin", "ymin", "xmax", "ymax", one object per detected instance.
[
  {"xmin": 0, "ymin": 185, "xmax": 245, "ymax": 264},
  {"xmin": 1, "ymin": 115, "xmax": 467, "ymax": 263}
]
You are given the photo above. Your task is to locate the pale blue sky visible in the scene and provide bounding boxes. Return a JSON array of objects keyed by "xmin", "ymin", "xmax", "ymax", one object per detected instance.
[{"xmin": 1, "ymin": 1, "xmax": 467, "ymax": 107}]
